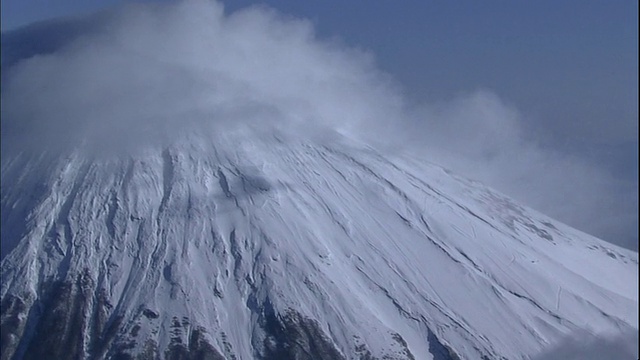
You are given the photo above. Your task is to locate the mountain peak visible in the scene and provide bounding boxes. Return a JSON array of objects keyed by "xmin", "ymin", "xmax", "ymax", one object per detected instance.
[
  {"xmin": 2, "ymin": 133, "xmax": 637, "ymax": 359},
  {"xmin": 1, "ymin": 2, "xmax": 637, "ymax": 359}
]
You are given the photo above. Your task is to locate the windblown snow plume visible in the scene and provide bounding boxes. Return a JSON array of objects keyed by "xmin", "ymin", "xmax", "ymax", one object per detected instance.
[
  {"xmin": 1, "ymin": 0, "xmax": 402, "ymax": 154},
  {"xmin": 1, "ymin": 0, "xmax": 635, "ymax": 250}
]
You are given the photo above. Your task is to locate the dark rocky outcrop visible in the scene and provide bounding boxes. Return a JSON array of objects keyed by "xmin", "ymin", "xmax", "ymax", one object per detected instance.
[
  {"xmin": 259, "ymin": 304, "xmax": 346, "ymax": 360},
  {"xmin": 164, "ymin": 327, "xmax": 225, "ymax": 360},
  {"xmin": 3, "ymin": 273, "xmax": 430, "ymax": 360},
  {"xmin": 9, "ymin": 271, "xmax": 121, "ymax": 360},
  {"xmin": 1, "ymin": 295, "xmax": 28, "ymax": 360},
  {"xmin": 1, "ymin": 272, "xmax": 228, "ymax": 360},
  {"xmin": 427, "ymin": 327, "xmax": 461, "ymax": 360}
]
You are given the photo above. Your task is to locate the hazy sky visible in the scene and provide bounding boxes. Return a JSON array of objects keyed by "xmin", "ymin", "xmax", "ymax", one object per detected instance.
[{"xmin": 1, "ymin": 0, "xmax": 637, "ymax": 250}]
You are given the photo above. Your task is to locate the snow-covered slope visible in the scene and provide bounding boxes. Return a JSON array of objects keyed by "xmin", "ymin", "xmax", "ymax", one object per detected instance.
[{"xmin": 1, "ymin": 127, "xmax": 637, "ymax": 360}]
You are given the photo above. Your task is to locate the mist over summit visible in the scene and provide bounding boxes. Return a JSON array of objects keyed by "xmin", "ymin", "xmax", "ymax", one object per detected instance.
[
  {"xmin": 1, "ymin": 0, "xmax": 400, "ymax": 155},
  {"xmin": 2, "ymin": 0, "xmax": 635, "ymax": 250}
]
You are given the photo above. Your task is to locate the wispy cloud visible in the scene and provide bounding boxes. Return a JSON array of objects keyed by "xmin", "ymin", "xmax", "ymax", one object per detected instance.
[
  {"xmin": 531, "ymin": 329, "xmax": 638, "ymax": 360},
  {"xmin": 1, "ymin": 0, "xmax": 636, "ymax": 250}
]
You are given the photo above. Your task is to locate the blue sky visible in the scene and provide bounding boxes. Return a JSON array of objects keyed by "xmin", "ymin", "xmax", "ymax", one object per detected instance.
[{"xmin": 1, "ymin": 0, "xmax": 637, "ymax": 249}]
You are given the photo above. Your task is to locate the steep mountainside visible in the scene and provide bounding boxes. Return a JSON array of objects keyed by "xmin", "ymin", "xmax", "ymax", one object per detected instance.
[{"xmin": 1, "ymin": 129, "xmax": 637, "ymax": 360}]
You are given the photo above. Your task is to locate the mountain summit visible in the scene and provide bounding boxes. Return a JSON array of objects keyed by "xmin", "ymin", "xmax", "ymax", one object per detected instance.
[
  {"xmin": 1, "ymin": 2, "xmax": 637, "ymax": 359},
  {"xmin": 1, "ymin": 128, "xmax": 637, "ymax": 360}
]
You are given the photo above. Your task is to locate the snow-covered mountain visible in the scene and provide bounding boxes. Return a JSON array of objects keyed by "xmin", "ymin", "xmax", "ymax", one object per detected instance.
[
  {"xmin": 1, "ymin": 127, "xmax": 637, "ymax": 360},
  {"xmin": 1, "ymin": 2, "xmax": 638, "ymax": 358}
]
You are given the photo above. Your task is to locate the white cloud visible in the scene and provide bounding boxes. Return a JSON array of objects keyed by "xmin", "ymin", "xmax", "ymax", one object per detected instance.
[
  {"xmin": 404, "ymin": 91, "xmax": 638, "ymax": 249},
  {"xmin": 531, "ymin": 329, "xmax": 638, "ymax": 360},
  {"xmin": 1, "ymin": 0, "xmax": 636, "ymax": 250}
]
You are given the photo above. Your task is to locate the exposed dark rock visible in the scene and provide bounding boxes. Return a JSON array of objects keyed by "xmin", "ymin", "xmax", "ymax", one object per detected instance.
[
  {"xmin": 3, "ymin": 272, "xmax": 457, "ymax": 360},
  {"xmin": 164, "ymin": 326, "xmax": 225, "ymax": 360},
  {"xmin": 142, "ymin": 309, "xmax": 159, "ymax": 319},
  {"xmin": 1, "ymin": 295, "xmax": 28, "ymax": 360},
  {"xmin": 1, "ymin": 271, "xmax": 229, "ymax": 360},
  {"xmin": 21, "ymin": 272, "xmax": 93, "ymax": 360},
  {"xmin": 188, "ymin": 328, "xmax": 226, "ymax": 360},
  {"xmin": 112, "ymin": 352, "xmax": 135, "ymax": 360},
  {"xmin": 355, "ymin": 343, "xmax": 377, "ymax": 360},
  {"xmin": 130, "ymin": 324, "xmax": 141, "ymax": 338},
  {"xmin": 259, "ymin": 302, "xmax": 346, "ymax": 360},
  {"xmin": 427, "ymin": 327, "xmax": 461, "ymax": 360},
  {"xmin": 165, "ymin": 341, "xmax": 189, "ymax": 360},
  {"xmin": 137, "ymin": 339, "xmax": 160, "ymax": 360},
  {"xmin": 220, "ymin": 332, "xmax": 237, "ymax": 360},
  {"xmin": 391, "ymin": 333, "xmax": 416, "ymax": 360},
  {"xmin": 91, "ymin": 289, "xmax": 122, "ymax": 358}
]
